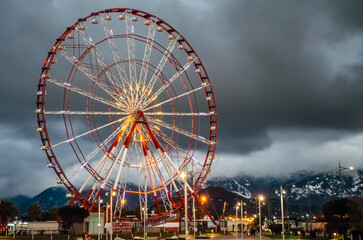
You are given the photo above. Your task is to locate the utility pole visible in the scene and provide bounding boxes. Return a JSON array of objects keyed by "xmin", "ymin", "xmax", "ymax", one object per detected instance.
[{"xmin": 336, "ymin": 162, "xmax": 354, "ymax": 198}]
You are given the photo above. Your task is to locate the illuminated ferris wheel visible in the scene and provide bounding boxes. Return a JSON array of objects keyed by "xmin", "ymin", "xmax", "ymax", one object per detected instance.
[{"xmin": 36, "ymin": 8, "xmax": 217, "ymax": 221}]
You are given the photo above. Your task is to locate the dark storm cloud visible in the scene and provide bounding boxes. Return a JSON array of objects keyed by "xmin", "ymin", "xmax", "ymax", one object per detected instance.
[
  {"xmin": 1, "ymin": 0, "xmax": 363, "ymax": 197},
  {"xmin": 192, "ymin": 1, "xmax": 363, "ymax": 154}
]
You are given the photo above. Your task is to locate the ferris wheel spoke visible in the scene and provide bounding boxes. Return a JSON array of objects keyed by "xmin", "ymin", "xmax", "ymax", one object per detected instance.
[
  {"xmin": 140, "ymin": 139, "xmax": 162, "ymax": 211},
  {"xmin": 149, "ymin": 119, "xmax": 214, "ymax": 145},
  {"xmin": 139, "ymin": 22, "xmax": 157, "ymax": 86},
  {"xmin": 156, "ymin": 148, "xmax": 185, "ymax": 199},
  {"xmin": 139, "ymin": 35, "xmax": 179, "ymax": 106},
  {"xmin": 125, "ymin": 12, "xmax": 138, "ymax": 85},
  {"xmin": 50, "ymin": 116, "xmax": 128, "ymax": 149},
  {"xmin": 76, "ymin": 128, "xmax": 124, "ymax": 193},
  {"xmin": 45, "ymin": 110, "xmax": 128, "ymax": 116},
  {"xmin": 82, "ymin": 124, "xmax": 125, "ymax": 167},
  {"xmin": 57, "ymin": 49, "xmax": 122, "ymax": 104},
  {"xmin": 146, "ymin": 150, "xmax": 170, "ymax": 192},
  {"xmin": 143, "ymin": 85, "xmax": 208, "ymax": 111},
  {"xmin": 100, "ymin": 145, "xmax": 127, "ymax": 189},
  {"xmin": 76, "ymin": 26, "xmax": 123, "ymax": 91},
  {"xmin": 78, "ymin": 155, "xmax": 106, "ymax": 194},
  {"xmin": 146, "ymin": 35, "xmax": 179, "ymax": 90},
  {"xmin": 100, "ymin": 14, "xmax": 130, "ymax": 88},
  {"xmin": 86, "ymin": 120, "xmax": 133, "ymax": 206},
  {"xmin": 141, "ymin": 59, "xmax": 196, "ymax": 109},
  {"xmin": 144, "ymin": 111, "xmax": 212, "ymax": 117},
  {"xmin": 112, "ymin": 146, "xmax": 129, "ymax": 190},
  {"xmin": 154, "ymin": 130, "xmax": 194, "ymax": 162},
  {"xmin": 46, "ymin": 77, "xmax": 125, "ymax": 111},
  {"xmin": 135, "ymin": 138, "xmax": 175, "ymax": 208},
  {"xmin": 154, "ymin": 130, "xmax": 205, "ymax": 174},
  {"xmin": 160, "ymin": 149, "xmax": 194, "ymax": 193}
]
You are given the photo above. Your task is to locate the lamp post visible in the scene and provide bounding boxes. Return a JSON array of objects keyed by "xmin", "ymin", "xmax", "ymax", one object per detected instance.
[
  {"xmin": 337, "ymin": 162, "xmax": 354, "ymax": 198},
  {"xmin": 193, "ymin": 196, "xmax": 196, "ymax": 238},
  {"xmin": 241, "ymin": 201, "xmax": 244, "ymax": 240},
  {"xmin": 235, "ymin": 205, "xmax": 239, "ymax": 240},
  {"xmin": 110, "ymin": 190, "xmax": 116, "ymax": 240},
  {"xmin": 280, "ymin": 186, "xmax": 285, "ymax": 240},
  {"xmin": 142, "ymin": 207, "xmax": 146, "ymax": 240},
  {"xmin": 98, "ymin": 199, "xmax": 103, "ymax": 240},
  {"xmin": 13, "ymin": 216, "xmax": 18, "ymax": 239},
  {"xmin": 258, "ymin": 195, "xmax": 264, "ymax": 240},
  {"xmin": 105, "ymin": 203, "xmax": 109, "ymax": 240},
  {"xmin": 181, "ymin": 172, "xmax": 188, "ymax": 240}
]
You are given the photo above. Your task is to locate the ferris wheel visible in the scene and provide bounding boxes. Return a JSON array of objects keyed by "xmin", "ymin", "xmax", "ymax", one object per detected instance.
[{"xmin": 36, "ymin": 8, "xmax": 217, "ymax": 221}]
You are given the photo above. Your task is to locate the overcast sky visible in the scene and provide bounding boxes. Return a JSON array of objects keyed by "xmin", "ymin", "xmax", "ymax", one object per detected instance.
[{"xmin": 1, "ymin": 0, "xmax": 363, "ymax": 198}]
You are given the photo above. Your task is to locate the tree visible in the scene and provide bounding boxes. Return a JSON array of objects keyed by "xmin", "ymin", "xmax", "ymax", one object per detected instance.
[
  {"xmin": 46, "ymin": 207, "xmax": 59, "ymax": 221},
  {"xmin": 27, "ymin": 203, "xmax": 42, "ymax": 221},
  {"xmin": 0, "ymin": 200, "xmax": 19, "ymax": 226},
  {"xmin": 269, "ymin": 223, "xmax": 282, "ymax": 235},
  {"xmin": 323, "ymin": 198, "xmax": 350, "ymax": 236},
  {"xmin": 323, "ymin": 197, "xmax": 363, "ymax": 237},
  {"xmin": 58, "ymin": 206, "xmax": 89, "ymax": 235},
  {"xmin": 195, "ymin": 206, "xmax": 206, "ymax": 219}
]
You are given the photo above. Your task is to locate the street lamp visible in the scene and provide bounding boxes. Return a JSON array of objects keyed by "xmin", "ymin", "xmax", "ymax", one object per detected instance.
[
  {"xmin": 237, "ymin": 201, "xmax": 244, "ymax": 239},
  {"xmin": 180, "ymin": 172, "xmax": 188, "ymax": 240},
  {"xmin": 98, "ymin": 199, "xmax": 103, "ymax": 240},
  {"xmin": 258, "ymin": 195, "xmax": 264, "ymax": 240},
  {"xmin": 240, "ymin": 201, "xmax": 244, "ymax": 240},
  {"xmin": 280, "ymin": 186, "xmax": 285, "ymax": 240},
  {"xmin": 337, "ymin": 162, "xmax": 354, "ymax": 198},
  {"xmin": 235, "ymin": 204, "xmax": 239, "ymax": 240},
  {"xmin": 13, "ymin": 216, "xmax": 18, "ymax": 239},
  {"xmin": 142, "ymin": 207, "xmax": 146, "ymax": 240},
  {"xmin": 110, "ymin": 190, "xmax": 116, "ymax": 240}
]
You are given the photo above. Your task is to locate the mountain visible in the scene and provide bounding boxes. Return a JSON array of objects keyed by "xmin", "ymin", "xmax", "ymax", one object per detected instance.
[
  {"xmin": 6, "ymin": 187, "xmax": 70, "ymax": 213},
  {"xmin": 4, "ymin": 171, "xmax": 362, "ymax": 219},
  {"xmin": 205, "ymin": 170, "xmax": 363, "ymax": 219}
]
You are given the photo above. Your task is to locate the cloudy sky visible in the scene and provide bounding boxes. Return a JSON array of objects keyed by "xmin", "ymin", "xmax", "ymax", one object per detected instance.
[{"xmin": 1, "ymin": 0, "xmax": 363, "ymax": 198}]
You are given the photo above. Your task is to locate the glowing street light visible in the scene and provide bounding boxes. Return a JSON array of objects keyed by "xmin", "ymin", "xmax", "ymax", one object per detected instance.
[
  {"xmin": 235, "ymin": 204, "xmax": 239, "ymax": 240},
  {"xmin": 258, "ymin": 195, "xmax": 264, "ymax": 240}
]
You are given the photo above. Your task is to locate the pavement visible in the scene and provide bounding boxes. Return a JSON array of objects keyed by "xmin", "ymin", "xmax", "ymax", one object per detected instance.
[
  {"xmin": 0, "ymin": 235, "xmax": 273, "ymax": 240},
  {"xmin": 207, "ymin": 236, "xmax": 269, "ymax": 240},
  {"xmin": 169, "ymin": 234, "xmax": 271, "ymax": 240}
]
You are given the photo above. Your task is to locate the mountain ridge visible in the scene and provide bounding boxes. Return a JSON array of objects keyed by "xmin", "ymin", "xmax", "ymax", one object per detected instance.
[{"xmin": 3, "ymin": 170, "xmax": 362, "ymax": 218}]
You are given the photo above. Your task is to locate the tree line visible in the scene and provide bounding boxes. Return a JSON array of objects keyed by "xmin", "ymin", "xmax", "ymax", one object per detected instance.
[{"xmin": 1, "ymin": 196, "xmax": 362, "ymax": 237}]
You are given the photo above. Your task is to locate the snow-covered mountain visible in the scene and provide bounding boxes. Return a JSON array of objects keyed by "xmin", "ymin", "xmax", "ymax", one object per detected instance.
[
  {"xmin": 5, "ymin": 170, "xmax": 362, "ymax": 219},
  {"xmin": 206, "ymin": 170, "xmax": 363, "ymax": 218}
]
